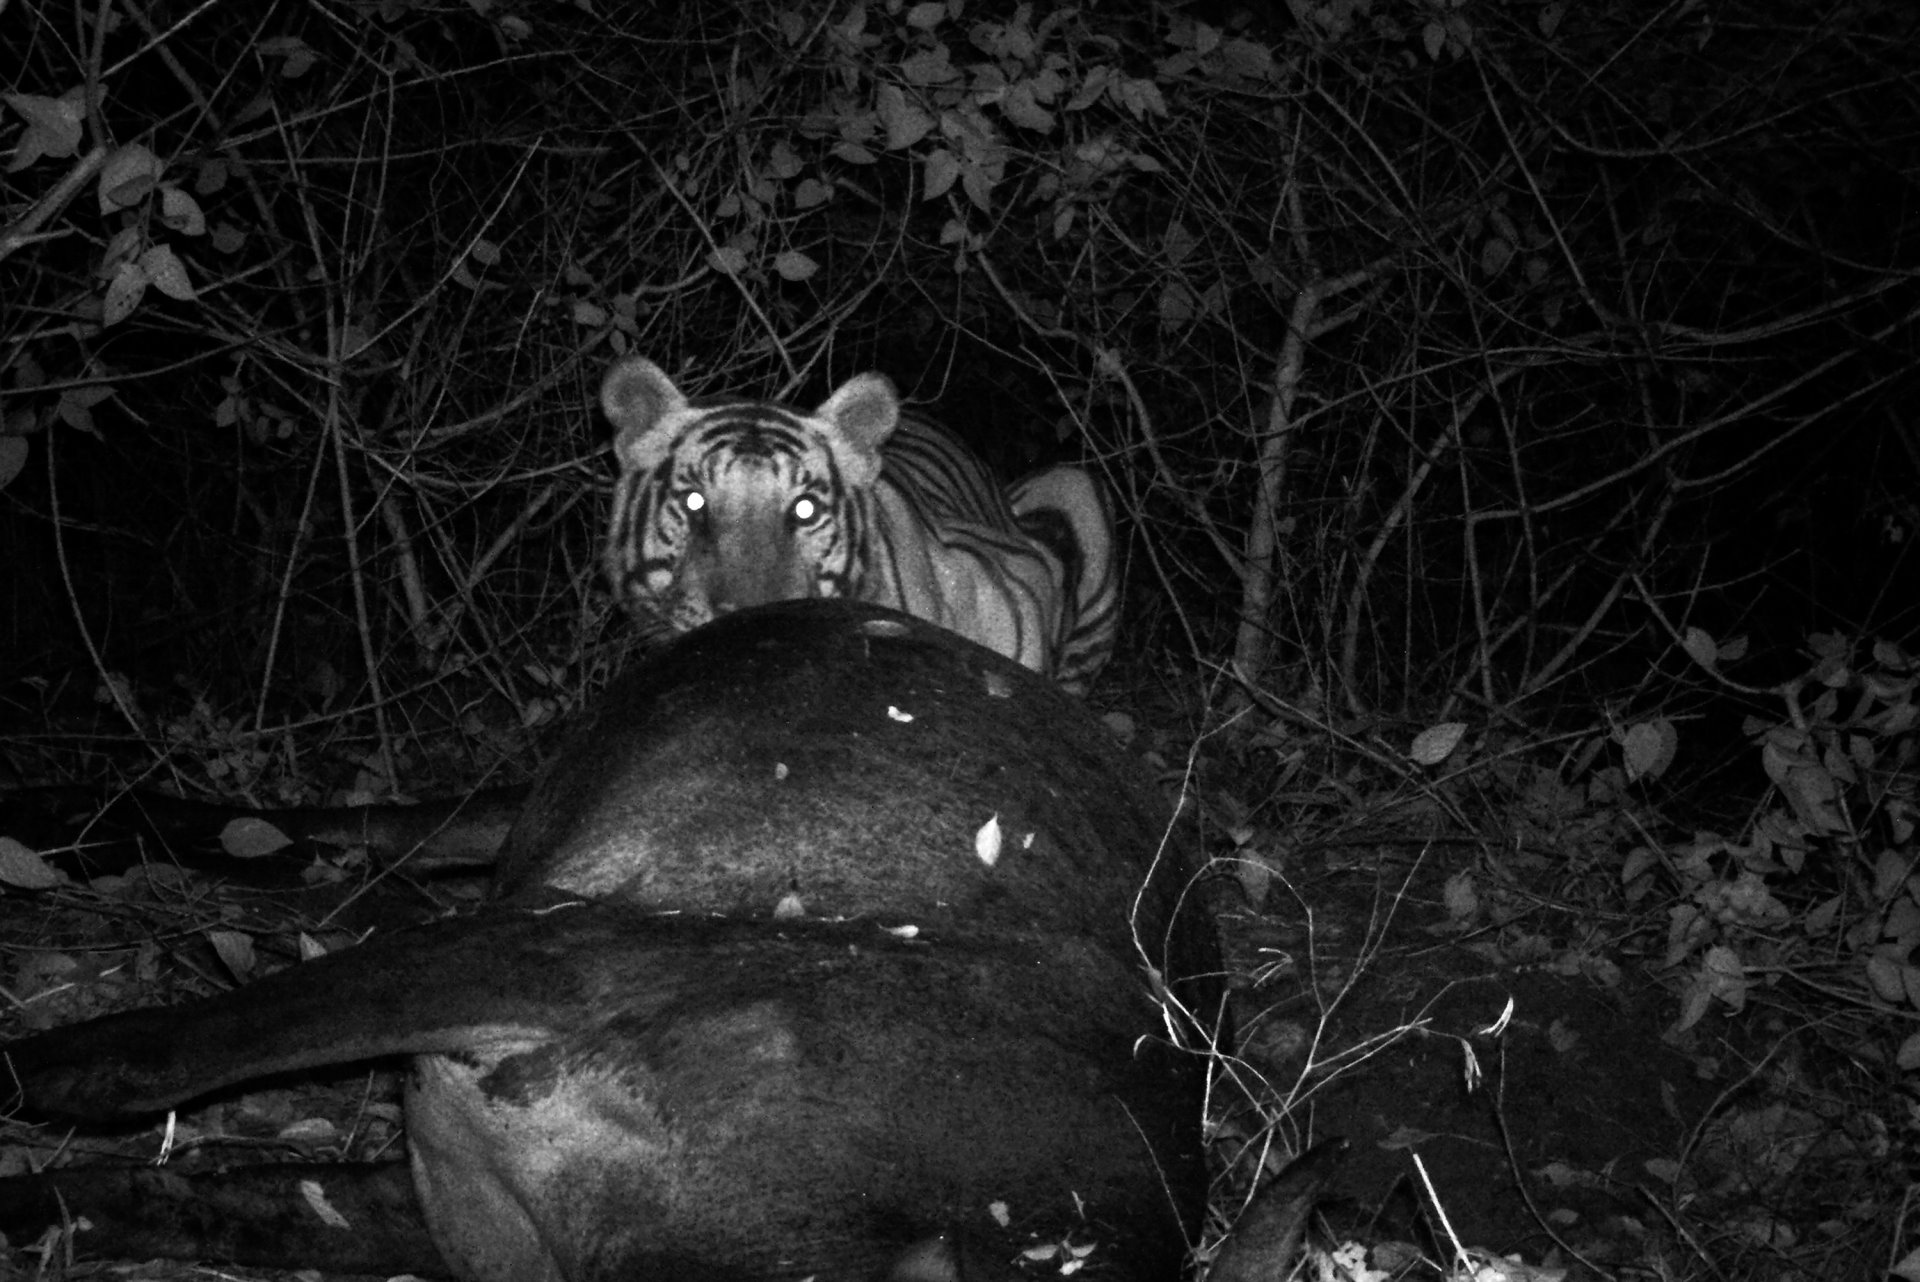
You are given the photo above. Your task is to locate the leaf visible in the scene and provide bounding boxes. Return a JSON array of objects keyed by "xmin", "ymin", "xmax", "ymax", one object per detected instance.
[
  {"xmin": 1162, "ymin": 48, "xmax": 1204, "ymax": 75},
  {"xmin": 1423, "ymin": 20, "xmax": 1446, "ymax": 60},
  {"xmin": 1873, "ymin": 637, "xmax": 1913, "ymax": 668},
  {"xmin": 922, "ymin": 148, "xmax": 959, "ymax": 200},
  {"xmin": 1480, "ymin": 235, "xmax": 1513, "ymax": 275},
  {"xmin": 1663, "ymin": 902, "xmax": 1704, "ymax": 969},
  {"xmin": 1885, "ymin": 896, "xmax": 1920, "ymax": 946},
  {"xmin": 58, "ymin": 385, "xmax": 107, "ymax": 434},
  {"xmin": 0, "ymin": 436, "xmax": 27, "ymax": 491},
  {"xmin": 1442, "ymin": 871, "xmax": 1479, "ymax": 926},
  {"xmin": 1899, "ymin": 1032, "xmax": 1920, "ymax": 1074},
  {"xmin": 1763, "ymin": 747, "xmax": 1845, "ymax": 834},
  {"xmin": 904, "ymin": 1, "xmax": 946, "ymax": 29},
  {"xmin": 1805, "ymin": 893, "xmax": 1842, "ymax": 936},
  {"xmin": 1865, "ymin": 952, "xmax": 1905, "ymax": 1004},
  {"xmin": 792, "ymin": 177, "xmax": 832, "ymax": 209},
  {"xmin": 1874, "ymin": 849, "xmax": 1914, "ymax": 904},
  {"xmin": 101, "ymin": 225, "xmax": 143, "ymax": 276},
  {"xmin": 1409, "ymin": 721, "xmax": 1468, "ymax": 766},
  {"xmin": 0, "ymin": 836, "xmax": 66, "ymax": 889},
  {"xmin": 103, "ymin": 259, "xmax": 150, "ymax": 327},
  {"xmin": 999, "ymin": 81, "xmax": 1054, "ymax": 132},
  {"xmin": 1620, "ymin": 846, "xmax": 1658, "ymax": 885},
  {"xmin": 1702, "ymin": 945, "xmax": 1748, "ymax": 1012},
  {"xmin": 1681, "ymin": 626, "xmax": 1718, "ymax": 668},
  {"xmin": 878, "ymin": 85, "xmax": 934, "ymax": 150},
  {"xmin": 707, "ymin": 245, "xmax": 748, "ymax": 275},
  {"xmin": 277, "ymin": 1115, "xmax": 339, "ymax": 1145},
  {"xmin": 207, "ymin": 928, "xmax": 257, "ymax": 982},
  {"xmin": 1234, "ymin": 852, "xmax": 1272, "ymax": 909},
  {"xmin": 766, "ymin": 140, "xmax": 803, "ymax": 180},
  {"xmin": 297, "ymin": 1177, "xmax": 352, "ymax": 1228},
  {"xmin": 221, "ymin": 817, "xmax": 294, "ymax": 858},
  {"xmin": 1163, "ymin": 220, "xmax": 1197, "ymax": 265},
  {"xmin": 1622, "ymin": 718, "xmax": 1677, "ymax": 781},
  {"xmin": 772, "ymin": 250, "xmax": 817, "ymax": 281},
  {"xmin": 1219, "ymin": 38, "xmax": 1277, "ymax": 81},
  {"xmin": 99, "ymin": 142, "xmax": 164, "ymax": 213},
  {"xmin": 830, "ymin": 141, "xmax": 877, "ymax": 165},
  {"xmin": 1809, "ymin": 631, "xmax": 1847, "ymax": 659},
  {"xmin": 970, "ymin": 18, "xmax": 1019, "ymax": 59},
  {"xmin": 974, "ymin": 813, "xmax": 1003, "ymax": 867},
  {"xmin": 159, "ymin": 184, "xmax": 207, "ymax": 235},
  {"xmin": 1157, "ymin": 281, "xmax": 1194, "ymax": 328},
  {"xmin": 5, "ymin": 89, "xmax": 85, "ymax": 170},
  {"xmin": 898, "ymin": 47, "xmax": 956, "ymax": 87},
  {"xmin": 139, "ymin": 244, "xmax": 197, "ymax": 302},
  {"xmin": 1113, "ymin": 77, "xmax": 1166, "ymax": 120},
  {"xmin": 193, "ymin": 157, "xmax": 229, "ymax": 195},
  {"xmin": 1066, "ymin": 65, "xmax": 1113, "ymax": 112},
  {"xmin": 1667, "ymin": 967, "xmax": 1714, "ymax": 1036},
  {"xmin": 1642, "ymin": 1156, "xmax": 1682, "ymax": 1184},
  {"xmin": 960, "ymin": 162, "xmax": 994, "ymax": 212},
  {"xmin": 258, "ymin": 36, "xmax": 319, "ymax": 78}
]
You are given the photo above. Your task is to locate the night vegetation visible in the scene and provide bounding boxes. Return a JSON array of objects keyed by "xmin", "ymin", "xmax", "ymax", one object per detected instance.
[{"xmin": 3, "ymin": 1, "xmax": 1917, "ymax": 1278}]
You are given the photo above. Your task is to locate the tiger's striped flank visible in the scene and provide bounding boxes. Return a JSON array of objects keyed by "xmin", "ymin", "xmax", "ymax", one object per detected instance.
[
  {"xmin": 599, "ymin": 357, "xmax": 1119, "ymax": 693},
  {"xmin": 1007, "ymin": 465, "xmax": 1121, "ymax": 697}
]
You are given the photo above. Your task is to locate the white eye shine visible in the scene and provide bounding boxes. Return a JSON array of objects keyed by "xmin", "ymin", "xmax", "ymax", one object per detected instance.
[
  {"xmin": 792, "ymin": 495, "xmax": 820, "ymax": 524},
  {"xmin": 682, "ymin": 490, "xmax": 706, "ymax": 514}
]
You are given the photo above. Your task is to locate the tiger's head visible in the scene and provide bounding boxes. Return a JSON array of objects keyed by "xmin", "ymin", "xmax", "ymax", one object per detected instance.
[{"xmin": 600, "ymin": 356, "xmax": 901, "ymax": 642}]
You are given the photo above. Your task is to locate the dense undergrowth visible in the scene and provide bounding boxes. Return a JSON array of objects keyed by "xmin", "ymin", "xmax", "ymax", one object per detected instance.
[{"xmin": 3, "ymin": 0, "xmax": 1918, "ymax": 1278}]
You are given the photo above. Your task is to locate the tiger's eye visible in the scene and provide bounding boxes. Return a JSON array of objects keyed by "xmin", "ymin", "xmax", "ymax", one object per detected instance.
[
  {"xmin": 682, "ymin": 490, "xmax": 707, "ymax": 514},
  {"xmin": 791, "ymin": 495, "xmax": 821, "ymax": 525}
]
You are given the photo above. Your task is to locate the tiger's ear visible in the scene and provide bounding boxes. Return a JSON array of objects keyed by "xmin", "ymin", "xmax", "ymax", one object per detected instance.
[
  {"xmin": 601, "ymin": 356, "xmax": 688, "ymax": 470},
  {"xmin": 815, "ymin": 372, "xmax": 898, "ymax": 486}
]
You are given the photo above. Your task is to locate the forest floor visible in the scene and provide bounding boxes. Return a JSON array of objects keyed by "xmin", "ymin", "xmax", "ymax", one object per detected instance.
[{"xmin": 0, "ymin": 709, "xmax": 1897, "ymax": 1282}]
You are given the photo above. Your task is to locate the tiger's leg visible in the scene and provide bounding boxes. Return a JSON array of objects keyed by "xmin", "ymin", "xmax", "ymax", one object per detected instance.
[{"xmin": 1007, "ymin": 465, "xmax": 1120, "ymax": 695}]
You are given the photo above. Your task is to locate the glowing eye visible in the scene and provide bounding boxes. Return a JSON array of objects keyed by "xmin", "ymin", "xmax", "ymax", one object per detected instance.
[
  {"xmin": 681, "ymin": 490, "xmax": 706, "ymax": 514},
  {"xmin": 792, "ymin": 496, "xmax": 821, "ymax": 525}
]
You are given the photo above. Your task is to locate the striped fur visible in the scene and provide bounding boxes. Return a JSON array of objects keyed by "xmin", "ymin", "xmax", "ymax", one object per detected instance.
[
  {"xmin": 1008, "ymin": 464, "xmax": 1121, "ymax": 697},
  {"xmin": 599, "ymin": 356, "xmax": 1118, "ymax": 693}
]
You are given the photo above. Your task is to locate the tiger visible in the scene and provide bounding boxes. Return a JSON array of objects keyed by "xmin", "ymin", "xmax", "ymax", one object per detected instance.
[{"xmin": 599, "ymin": 355, "xmax": 1120, "ymax": 694}]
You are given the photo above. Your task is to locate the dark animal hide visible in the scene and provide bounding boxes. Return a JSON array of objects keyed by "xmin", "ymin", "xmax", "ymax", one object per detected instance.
[{"xmin": 1, "ymin": 600, "xmax": 1218, "ymax": 1282}]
